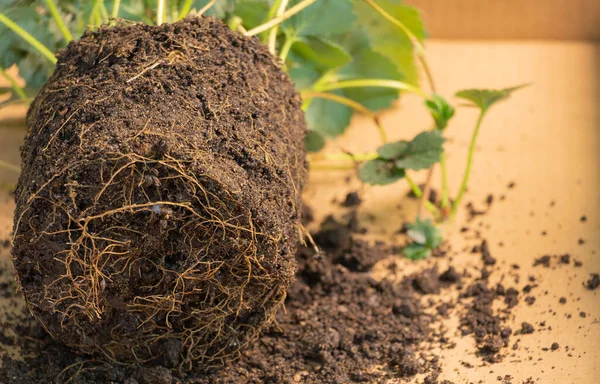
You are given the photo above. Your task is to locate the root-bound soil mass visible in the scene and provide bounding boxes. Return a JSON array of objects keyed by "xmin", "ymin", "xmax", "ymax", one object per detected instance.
[{"xmin": 11, "ymin": 17, "xmax": 306, "ymax": 370}]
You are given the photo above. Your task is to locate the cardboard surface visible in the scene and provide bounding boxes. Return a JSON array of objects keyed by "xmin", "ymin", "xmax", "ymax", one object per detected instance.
[
  {"xmin": 1, "ymin": 40, "xmax": 599, "ymax": 382},
  {"xmin": 406, "ymin": 0, "xmax": 600, "ymax": 41}
]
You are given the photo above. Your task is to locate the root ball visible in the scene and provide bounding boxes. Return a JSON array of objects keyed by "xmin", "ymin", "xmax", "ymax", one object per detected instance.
[{"xmin": 12, "ymin": 17, "xmax": 306, "ymax": 370}]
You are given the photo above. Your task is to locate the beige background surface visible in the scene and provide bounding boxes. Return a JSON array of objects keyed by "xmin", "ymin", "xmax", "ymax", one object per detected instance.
[
  {"xmin": 1, "ymin": 40, "xmax": 599, "ymax": 383},
  {"xmin": 405, "ymin": 0, "xmax": 600, "ymax": 41}
]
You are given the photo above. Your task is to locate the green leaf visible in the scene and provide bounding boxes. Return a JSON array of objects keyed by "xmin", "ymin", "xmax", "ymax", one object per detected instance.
[
  {"xmin": 425, "ymin": 94, "xmax": 455, "ymax": 130},
  {"xmin": 229, "ymin": 0, "xmax": 270, "ymax": 30},
  {"xmin": 292, "ymin": 36, "xmax": 352, "ymax": 69},
  {"xmin": 353, "ymin": 0, "xmax": 426, "ymax": 85},
  {"xmin": 406, "ymin": 218, "xmax": 441, "ymax": 249},
  {"xmin": 455, "ymin": 84, "xmax": 529, "ymax": 112},
  {"xmin": 305, "ymin": 130, "xmax": 325, "ymax": 152},
  {"xmin": 378, "ymin": 131, "xmax": 445, "ymax": 170},
  {"xmin": 359, "ymin": 159, "xmax": 405, "ymax": 185},
  {"xmin": 403, "ymin": 243, "xmax": 431, "ymax": 260},
  {"xmin": 284, "ymin": 0, "xmax": 356, "ymax": 38},
  {"xmin": 304, "ymin": 91, "xmax": 352, "ymax": 137},
  {"xmin": 337, "ymin": 35, "xmax": 405, "ymax": 111},
  {"xmin": 377, "ymin": 140, "xmax": 409, "ymax": 160},
  {"xmin": 288, "ymin": 58, "xmax": 321, "ymax": 91}
]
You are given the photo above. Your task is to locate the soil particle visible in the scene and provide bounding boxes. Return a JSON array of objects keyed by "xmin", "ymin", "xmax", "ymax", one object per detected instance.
[
  {"xmin": 439, "ymin": 266, "xmax": 461, "ymax": 283},
  {"xmin": 559, "ymin": 297, "xmax": 567, "ymax": 304},
  {"xmin": 480, "ymin": 240, "xmax": 497, "ymax": 265},
  {"xmin": 585, "ymin": 273, "xmax": 599, "ymax": 290},
  {"xmin": 520, "ymin": 322, "xmax": 535, "ymax": 334},
  {"xmin": 559, "ymin": 254, "xmax": 571, "ymax": 264},
  {"xmin": 413, "ymin": 268, "xmax": 442, "ymax": 294},
  {"xmin": 342, "ymin": 191, "xmax": 362, "ymax": 207},
  {"xmin": 533, "ymin": 255, "xmax": 551, "ymax": 267},
  {"xmin": 551, "ymin": 342, "xmax": 560, "ymax": 351}
]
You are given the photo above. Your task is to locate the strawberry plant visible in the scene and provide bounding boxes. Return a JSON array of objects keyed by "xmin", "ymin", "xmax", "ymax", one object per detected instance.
[{"xmin": 0, "ymin": 0, "xmax": 525, "ymax": 259}]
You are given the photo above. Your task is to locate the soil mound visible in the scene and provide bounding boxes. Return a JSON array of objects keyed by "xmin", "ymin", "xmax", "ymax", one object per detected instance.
[{"xmin": 12, "ymin": 17, "xmax": 306, "ymax": 370}]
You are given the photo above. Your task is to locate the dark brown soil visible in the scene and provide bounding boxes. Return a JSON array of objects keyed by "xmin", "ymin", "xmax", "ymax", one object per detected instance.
[
  {"xmin": 585, "ymin": 273, "xmax": 599, "ymax": 290},
  {"xmin": 12, "ymin": 17, "xmax": 306, "ymax": 369},
  {"xmin": 1, "ymin": 205, "xmax": 544, "ymax": 383}
]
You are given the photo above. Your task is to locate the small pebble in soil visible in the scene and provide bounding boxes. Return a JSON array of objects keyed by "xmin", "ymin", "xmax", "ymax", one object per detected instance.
[
  {"xmin": 559, "ymin": 297, "xmax": 567, "ymax": 304},
  {"xmin": 551, "ymin": 342, "xmax": 560, "ymax": 351}
]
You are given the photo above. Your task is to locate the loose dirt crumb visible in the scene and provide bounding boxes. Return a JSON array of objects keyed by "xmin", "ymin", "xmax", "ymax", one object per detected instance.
[{"xmin": 585, "ymin": 273, "xmax": 599, "ymax": 290}]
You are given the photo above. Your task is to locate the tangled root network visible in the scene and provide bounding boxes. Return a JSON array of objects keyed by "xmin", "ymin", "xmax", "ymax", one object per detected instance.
[{"xmin": 12, "ymin": 17, "xmax": 306, "ymax": 370}]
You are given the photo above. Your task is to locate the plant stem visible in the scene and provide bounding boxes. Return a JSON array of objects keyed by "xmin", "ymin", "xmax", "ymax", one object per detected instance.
[
  {"xmin": 303, "ymin": 91, "xmax": 387, "ymax": 144},
  {"xmin": 197, "ymin": 0, "xmax": 216, "ymax": 17},
  {"xmin": 267, "ymin": 0, "xmax": 289, "ymax": 55},
  {"xmin": 45, "ymin": 0, "xmax": 73, "ymax": 42},
  {"xmin": 0, "ymin": 160, "xmax": 20, "ymax": 173},
  {"xmin": 156, "ymin": 0, "xmax": 165, "ymax": 25},
  {"xmin": 0, "ymin": 13, "xmax": 57, "ymax": 64},
  {"xmin": 452, "ymin": 110, "xmax": 487, "ymax": 215},
  {"xmin": 439, "ymin": 153, "xmax": 450, "ymax": 209},
  {"xmin": 418, "ymin": 167, "xmax": 433, "ymax": 217},
  {"xmin": 89, "ymin": 0, "xmax": 101, "ymax": 29},
  {"xmin": 178, "ymin": 0, "xmax": 193, "ymax": 19},
  {"xmin": 246, "ymin": 0, "xmax": 317, "ymax": 36},
  {"xmin": 0, "ymin": 67, "xmax": 29, "ymax": 104},
  {"xmin": 405, "ymin": 173, "xmax": 439, "ymax": 217},
  {"xmin": 99, "ymin": 2, "xmax": 109, "ymax": 23},
  {"xmin": 314, "ymin": 79, "xmax": 427, "ymax": 98},
  {"xmin": 278, "ymin": 33, "xmax": 295, "ymax": 63},
  {"xmin": 111, "ymin": 0, "xmax": 121, "ymax": 18}
]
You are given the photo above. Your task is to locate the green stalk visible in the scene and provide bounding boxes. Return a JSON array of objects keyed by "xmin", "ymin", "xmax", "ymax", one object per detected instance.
[
  {"xmin": 278, "ymin": 33, "xmax": 295, "ymax": 62},
  {"xmin": 246, "ymin": 0, "xmax": 317, "ymax": 36},
  {"xmin": 0, "ymin": 67, "xmax": 29, "ymax": 104},
  {"xmin": 88, "ymin": 0, "xmax": 101, "ymax": 29},
  {"xmin": 439, "ymin": 153, "xmax": 450, "ymax": 209},
  {"xmin": 178, "ymin": 0, "xmax": 193, "ymax": 19},
  {"xmin": 99, "ymin": 1, "xmax": 109, "ymax": 23},
  {"xmin": 405, "ymin": 173, "xmax": 439, "ymax": 217},
  {"xmin": 45, "ymin": 0, "xmax": 73, "ymax": 42},
  {"xmin": 267, "ymin": 0, "xmax": 289, "ymax": 55},
  {"xmin": 0, "ymin": 160, "xmax": 20, "ymax": 173},
  {"xmin": 452, "ymin": 110, "xmax": 487, "ymax": 215},
  {"xmin": 111, "ymin": 0, "xmax": 121, "ymax": 18},
  {"xmin": 303, "ymin": 91, "xmax": 387, "ymax": 144},
  {"xmin": 0, "ymin": 13, "xmax": 57, "ymax": 64},
  {"xmin": 196, "ymin": 0, "xmax": 216, "ymax": 17},
  {"xmin": 314, "ymin": 79, "xmax": 427, "ymax": 99}
]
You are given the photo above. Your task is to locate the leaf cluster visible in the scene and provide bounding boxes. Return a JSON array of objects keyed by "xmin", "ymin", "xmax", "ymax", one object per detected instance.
[
  {"xmin": 0, "ymin": 0, "xmax": 426, "ymax": 151},
  {"xmin": 359, "ymin": 130, "xmax": 445, "ymax": 185}
]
